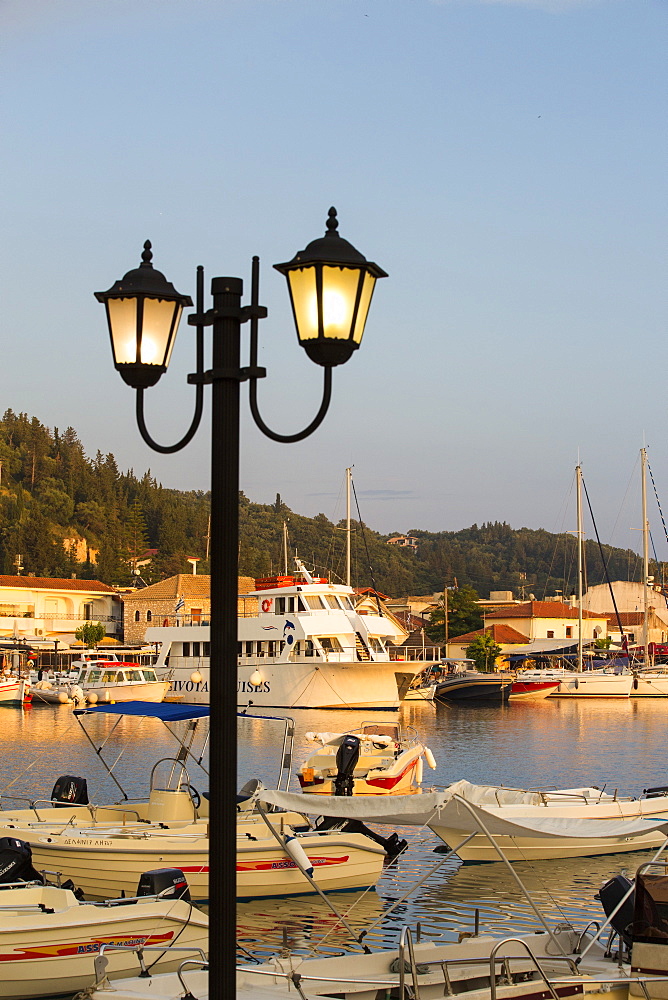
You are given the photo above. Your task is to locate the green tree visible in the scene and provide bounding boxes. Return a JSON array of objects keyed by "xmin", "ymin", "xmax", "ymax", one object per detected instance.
[
  {"xmin": 75, "ymin": 621, "xmax": 106, "ymax": 647},
  {"xmin": 466, "ymin": 633, "xmax": 502, "ymax": 673},
  {"xmin": 425, "ymin": 585, "xmax": 483, "ymax": 642}
]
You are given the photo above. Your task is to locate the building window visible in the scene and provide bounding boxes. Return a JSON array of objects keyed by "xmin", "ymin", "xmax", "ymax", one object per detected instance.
[
  {"xmin": 134, "ymin": 610, "xmax": 140, "ymax": 622},
  {"xmin": 146, "ymin": 610, "xmax": 152, "ymax": 622},
  {"xmin": 83, "ymin": 603, "xmax": 94, "ymax": 620},
  {"xmin": 565, "ymin": 626, "xmax": 572, "ymax": 638},
  {"xmin": 547, "ymin": 630, "xmax": 554, "ymax": 639}
]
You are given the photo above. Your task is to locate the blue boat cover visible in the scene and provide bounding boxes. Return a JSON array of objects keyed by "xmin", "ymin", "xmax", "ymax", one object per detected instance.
[{"xmin": 74, "ymin": 701, "xmax": 210, "ymax": 721}]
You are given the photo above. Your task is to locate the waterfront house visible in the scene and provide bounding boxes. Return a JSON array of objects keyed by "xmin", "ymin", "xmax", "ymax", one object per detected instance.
[
  {"xmin": 483, "ymin": 600, "xmax": 609, "ymax": 644},
  {"xmin": 447, "ymin": 623, "xmax": 530, "ymax": 666},
  {"xmin": 0, "ymin": 575, "xmax": 120, "ymax": 645}
]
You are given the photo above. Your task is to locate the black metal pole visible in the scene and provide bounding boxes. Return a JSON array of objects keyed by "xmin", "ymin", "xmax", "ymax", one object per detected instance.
[{"xmin": 208, "ymin": 276, "xmax": 243, "ymax": 1000}]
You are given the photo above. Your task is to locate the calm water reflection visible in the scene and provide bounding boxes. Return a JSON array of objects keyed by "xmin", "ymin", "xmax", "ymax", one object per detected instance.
[{"xmin": 2, "ymin": 697, "xmax": 667, "ymax": 974}]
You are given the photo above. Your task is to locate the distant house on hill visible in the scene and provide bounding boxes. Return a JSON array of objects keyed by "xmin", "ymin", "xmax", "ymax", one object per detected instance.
[{"xmin": 386, "ymin": 534, "xmax": 418, "ymax": 552}]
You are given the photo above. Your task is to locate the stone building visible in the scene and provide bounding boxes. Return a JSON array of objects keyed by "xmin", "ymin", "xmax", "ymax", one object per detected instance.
[{"xmin": 122, "ymin": 574, "xmax": 257, "ymax": 645}]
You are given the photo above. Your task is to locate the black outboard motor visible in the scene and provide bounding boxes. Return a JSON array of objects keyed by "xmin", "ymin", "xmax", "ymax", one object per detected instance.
[
  {"xmin": 137, "ymin": 868, "xmax": 191, "ymax": 902},
  {"xmin": 315, "ymin": 816, "xmax": 408, "ymax": 858},
  {"xmin": 597, "ymin": 874, "xmax": 635, "ymax": 949},
  {"xmin": 0, "ymin": 837, "xmax": 43, "ymax": 884},
  {"xmin": 333, "ymin": 735, "xmax": 360, "ymax": 796},
  {"xmin": 51, "ymin": 775, "xmax": 89, "ymax": 806}
]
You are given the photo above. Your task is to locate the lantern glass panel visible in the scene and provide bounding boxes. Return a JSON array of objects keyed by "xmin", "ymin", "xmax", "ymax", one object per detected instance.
[
  {"xmin": 321, "ymin": 266, "xmax": 361, "ymax": 340},
  {"xmin": 107, "ymin": 297, "xmax": 139, "ymax": 364},
  {"xmin": 141, "ymin": 298, "xmax": 181, "ymax": 366},
  {"xmin": 351, "ymin": 271, "xmax": 377, "ymax": 345},
  {"xmin": 287, "ymin": 266, "xmax": 318, "ymax": 341}
]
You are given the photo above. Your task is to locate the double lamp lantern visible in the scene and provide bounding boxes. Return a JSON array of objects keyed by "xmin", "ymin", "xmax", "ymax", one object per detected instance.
[
  {"xmin": 96, "ymin": 206, "xmax": 387, "ymax": 391},
  {"xmin": 95, "ymin": 208, "xmax": 386, "ymax": 1000}
]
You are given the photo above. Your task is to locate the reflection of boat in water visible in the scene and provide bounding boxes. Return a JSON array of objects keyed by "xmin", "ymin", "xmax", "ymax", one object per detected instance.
[{"xmin": 297, "ymin": 721, "xmax": 436, "ymax": 795}]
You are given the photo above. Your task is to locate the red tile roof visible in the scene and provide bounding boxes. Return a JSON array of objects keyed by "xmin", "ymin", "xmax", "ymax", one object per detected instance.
[
  {"xmin": 0, "ymin": 575, "xmax": 117, "ymax": 594},
  {"xmin": 603, "ymin": 611, "xmax": 644, "ymax": 626},
  {"xmin": 450, "ymin": 624, "xmax": 530, "ymax": 644},
  {"xmin": 486, "ymin": 601, "xmax": 606, "ymax": 621}
]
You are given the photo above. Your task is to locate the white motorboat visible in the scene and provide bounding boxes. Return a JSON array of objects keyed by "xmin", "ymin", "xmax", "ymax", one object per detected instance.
[
  {"xmin": 260, "ymin": 780, "xmax": 668, "ymax": 863},
  {"xmin": 0, "ymin": 874, "xmax": 207, "ymax": 1000},
  {"xmin": 519, "ymin": 666, "xmax": 633, "ymax": 698},
  {"xmin": 297, "ymin": 721, "xmax": 436, "ymax": 795},
  {"xmin": 145, "ymin": 560, "xmax": 418, "ymax": 710},
  {"xmin": 32, "ymin": 658, "xmax": 169, "ymax": 704},
  {"xmin": 0, "ymin": 675, "xmax": 31, "ymax": 705}
]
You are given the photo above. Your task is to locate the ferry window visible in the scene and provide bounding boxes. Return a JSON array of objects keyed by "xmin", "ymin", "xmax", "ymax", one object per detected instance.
[
  {"xmin": 275, "ymin": 597, "xmax": 285, "ymax": 614},
  {"xmin": 143, "ymin": 669, "xmax": 157, "ymax": 681},
  {"xmin": 293, "ymin": 641, "xmax": 300, "ymax": 655},
  {"xmin": 245, "ymin": 641, "xmax": 253, "ymax": 656},
  {"xmin": 192, "ymin": 642, "xmax": 200, "ymax": 657},
  {"xmin": 102, "ymin": 671, "xmax": 116, "ymax": 683},
  {"xmin": 237, "ymin": 642, "xmax": 242, "ymax": 656},
  {"xmin": 146, "ymin": 611, "xmax": 152, "ymax": 622},
  {"xmin": 203, "ymin": 643, "xmax": 210, "ymax": 656},
  {"xmin": 268, "ymin": 641, "xmax": 275, "ymax": 656},
  {"xmin": 305, "ymin": 596, "xmax": 324, "ymax": 610},
  {"xmin": 305, "ymin": 640, "xmax": 314, "ymax": 657},
  {"xmin": 338, "ymin": 596, "xmax": 354, "ymax": 611},
  {"xmin": 127, "ymin": 670, "xmax": 142, "ymax": 681},
  {"xmin": 88, "ymin": 670, "xmax": 101, "ymax": 684},
  {"xmin": 182, "ymin": 643, "xmax": 191, "ymax": 657},
  {"xmin": 134, "ymin": 610, "xmax": 140, "ymax": 622},
  {"xmin": 287, "ymin": 597, "xmax": 295, "ymax": 613},
  {"xmin": 319, "ymin": 637, "xmax": 342, "ymax": 652},
  {"xmin": 297, "ymin": 596, "xmax": 308, "ymax": 611},
  {"xmin": 323, "ymin": 596, "xmax": 339, "ymax": 610}
]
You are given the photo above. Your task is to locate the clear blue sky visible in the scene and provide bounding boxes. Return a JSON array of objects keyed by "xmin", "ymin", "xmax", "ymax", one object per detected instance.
[{"xmin": 1, "ymin": 0, "xmax": 666, "ymax": 554}]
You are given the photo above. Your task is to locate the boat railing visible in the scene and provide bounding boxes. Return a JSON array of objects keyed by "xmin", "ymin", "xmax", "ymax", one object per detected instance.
[
  {"xmin": 94, "ymin": 944, "xmax": 207, "ymax": 989},
  {"xmin": 488, "ymin": 938, "xmax": 576, "ymax": 1000},
  {"xmin": 398, "ymin": 925, "xmax": 422, "ymax": 1000}
]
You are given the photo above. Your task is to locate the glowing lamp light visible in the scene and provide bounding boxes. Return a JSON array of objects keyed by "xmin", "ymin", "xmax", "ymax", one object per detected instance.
[
  {"xmin": 274, "ymin": 207, "xmax": 387, "ymax": 367},
  {"xmin": 95, "ymin": 241, "xmax": 193, "ymax": 388}
]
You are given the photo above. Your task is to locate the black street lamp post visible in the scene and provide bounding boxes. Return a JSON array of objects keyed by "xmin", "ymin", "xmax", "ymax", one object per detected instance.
[{"xmin": 95, "ymin": 209, "xmax": 386, "ymax": 1000}]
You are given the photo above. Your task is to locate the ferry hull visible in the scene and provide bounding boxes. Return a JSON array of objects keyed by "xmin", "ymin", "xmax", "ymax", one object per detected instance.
[{"xmin": 165, "ymin": 663, "xmax": 415, "ymax": 710}]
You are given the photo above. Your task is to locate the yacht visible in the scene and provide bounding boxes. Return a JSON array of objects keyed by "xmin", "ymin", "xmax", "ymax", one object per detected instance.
[{"xmin": 145, "ymin": 561, "xmax": 418, "ymax": 709}]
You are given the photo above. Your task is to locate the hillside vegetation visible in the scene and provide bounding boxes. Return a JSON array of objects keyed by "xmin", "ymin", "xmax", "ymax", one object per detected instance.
[{"xmin": 0, "ymin": 411, "xmax": 649, "ymax": 598}]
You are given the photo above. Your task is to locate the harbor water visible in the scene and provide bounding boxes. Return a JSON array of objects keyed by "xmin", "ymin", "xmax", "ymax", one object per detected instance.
[{"xmin": 1, "ymin": 696, "xmax": 666, "ymax": 985}]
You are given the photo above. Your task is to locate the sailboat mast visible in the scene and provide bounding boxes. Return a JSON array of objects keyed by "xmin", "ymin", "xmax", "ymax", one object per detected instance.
[
  {"xmin": 346, "ymin": 467, "xmax": 352, "ymax": 588},
  {"xmin": 283, "ymin": 521, "xmax": 289, "ymax": 577},
  {"xmin": 641, "ymin": 447, "xmax": 649, "ymax": 658},
  {"xmin": 576, "ymin": 464, "xmax": 583, "ymax": 673}
]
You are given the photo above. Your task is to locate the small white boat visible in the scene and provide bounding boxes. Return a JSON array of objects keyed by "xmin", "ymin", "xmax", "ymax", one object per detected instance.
[
  {"xmin": 32, "ymin": 659, "xmax": 169, "ymax": 704},
  {"xmin": 0, "ymin": 676, "xmax": 31, "ymax": 705},
  {"xmin": 260, "ymin": 781, "xmax": 668, "ymax": 863},
  {"xmin": 0, "ymin": 876, "xmax": 207, "ymax": 1000},
  {"xmin": 297, "ymin": 721, "xmax": 436, "ymax": 795}
]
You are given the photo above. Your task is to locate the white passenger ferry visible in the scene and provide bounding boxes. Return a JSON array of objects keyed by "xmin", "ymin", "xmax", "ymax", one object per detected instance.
[{"xmin": 144, "ymin": 562, "xmax": 418, "ymax": 709}]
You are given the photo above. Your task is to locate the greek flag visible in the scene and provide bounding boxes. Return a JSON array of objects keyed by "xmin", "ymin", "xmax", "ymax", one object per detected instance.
[{"xmin": 175, "ymin": 596, "xmax": 185, "ymax": 613}]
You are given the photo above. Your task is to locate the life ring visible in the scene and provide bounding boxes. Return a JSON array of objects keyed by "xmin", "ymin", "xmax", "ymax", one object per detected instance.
[{"xmin": 261, "ymin": 599, "xmax": 272, "ymax": 613}]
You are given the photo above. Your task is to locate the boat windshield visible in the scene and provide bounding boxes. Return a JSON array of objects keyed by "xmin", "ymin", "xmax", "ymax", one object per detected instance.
[{"xmin": 143, "ymin": 668, "xmax": 158, "ymax": 681}]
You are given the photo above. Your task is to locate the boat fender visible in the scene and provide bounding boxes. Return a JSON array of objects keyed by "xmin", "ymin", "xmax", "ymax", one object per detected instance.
[
  {"xmin": 283, "ymin": 835, "xmax": 314, "ymax": 878},
  {"xmin": 415, "ymin": 756, "xmax": 424, "ymax": 786},
  {"xmin": 574, "ymin": 678, "xmax": 579, "ymax": 690},
  {"xmin": 633, "ymin": 677, "xmax": 639, "ymax": 690},
  {"xmin": 423, "ymin": 747, "xmax": 437, "ymax": 769}
]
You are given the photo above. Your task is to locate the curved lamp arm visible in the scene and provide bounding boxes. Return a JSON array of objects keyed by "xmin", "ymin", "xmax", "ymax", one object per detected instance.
[
  {"xmin": 248, "ymin": 366, "xmax": 332, "ymax": 444},
  {"xmin": 246, "ymin": 254, "xmax": 332, "ymax": 444},
  {"xmin": 136, "ymin": 384, "xmax": 205, "ymax": 454}
]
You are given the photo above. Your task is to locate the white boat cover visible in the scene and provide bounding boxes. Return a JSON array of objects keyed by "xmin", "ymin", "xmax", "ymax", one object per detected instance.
[{"xmin": 259, "ymin": 782, "xmax": 668, "ymax": 841}]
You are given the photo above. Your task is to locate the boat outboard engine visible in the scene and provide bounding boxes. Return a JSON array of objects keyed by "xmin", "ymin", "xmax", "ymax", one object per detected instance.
[
  {"xmin": 597, "ymin": 874, "xmax": 635, "ymax": 950},
  {"xmin": 137, "ymin": 868, "xmax": 191, "ymax": 902},
  {"xmin": 315, "ymin": 816, "xmax": 408, "ymax": 858},
  {"xmin": 0, "ymin": 837, "xmax": 43, "ymax": 884},
  {"xmin": 333, "ymin": 735, "xmax": 360, "ymax": 796},
  {"xmin": 51, "ymin": 775, "xmax": 89, "ymax": 806}
]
